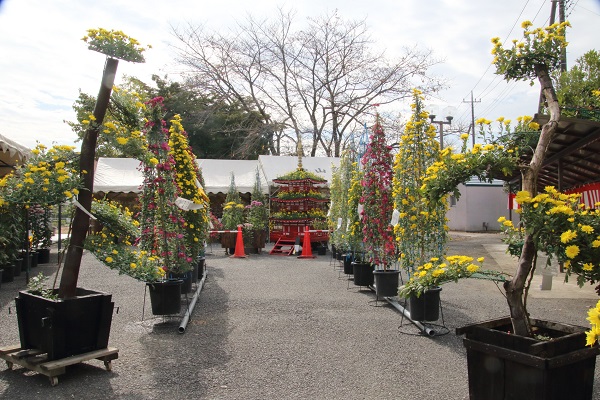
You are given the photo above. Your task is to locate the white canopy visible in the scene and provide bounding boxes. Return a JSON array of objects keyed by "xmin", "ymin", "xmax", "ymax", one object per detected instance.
[
  {"xmin": 196, "ymin": 159, "xmax": 268, "ymax": 194},
  {"xmin": 258, "ymin": 155, "xmax": 339, "ymax": 184},
  {"xmin": 93, "ymin": 155, "xmax": 339, "ymax": 194},
  {"xmin": 0, "ymin": 133, "xmax": 31, "ymax": 177},
  {"xmin": 94, "ymin": 157, "xmax": 143, "ymax": 193}
]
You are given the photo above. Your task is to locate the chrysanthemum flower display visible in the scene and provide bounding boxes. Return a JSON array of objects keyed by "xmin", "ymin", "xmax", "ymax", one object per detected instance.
[
  {"xmin": 360, "ymin": 117, "xmax": 395, "ymax": 268},
  {"xmin": 328, "ymin": 150, "xmax": 354, "ymax": 253},
  {"xmin": 393, "ymin": 89, "xmax": 447, "ymax": 271},
  {"xmin": 398, "ymin": 256, "xmax": 503, "ymax": 298},
  {"xmin": 506, "ymin": 186, "xmax": 600, "ymax": 290},
  {"xmin": 168, "ymin": 114, "xmax": 210, "ymax": 260},
  {"xmin": 0, "ymin": 144, "xmax": 82, "ymax": 207},
  {"xmin": 139, "ymin": 97, "xmax": 190, "ymax": 275}
]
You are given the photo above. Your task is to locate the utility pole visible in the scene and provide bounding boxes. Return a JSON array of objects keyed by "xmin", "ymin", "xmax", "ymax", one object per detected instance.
[
  {"xmin": 463, "ymin": 91, "xmax": 481, "ymax": 147},
  {"xmin": 540, "ymin": 0, "xmax": 568, "ymax": 113}
]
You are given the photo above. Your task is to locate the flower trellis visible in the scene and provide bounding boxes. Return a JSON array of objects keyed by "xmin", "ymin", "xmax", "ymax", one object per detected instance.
[
  {"xmin": 393, "ymin": 90, "xmax": 447, "ymax": 271},
  {"xmin": 360, "ymin": 118, "xmax": 395, "ymax": 268},
  {"xmin": 139, "ymin": 97, "xmax": 190, "ymax": 275},
  {"xmin": 168, "ymin": 114, "xmax": 210, "ymax": 260}
]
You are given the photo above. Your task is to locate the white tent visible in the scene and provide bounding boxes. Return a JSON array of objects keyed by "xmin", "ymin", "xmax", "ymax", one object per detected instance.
[
  {"xmin": 258, "ymin": 155, "xmax": 339, "ymax": 184},
  {"xmin": 196, "ymin": 159, "xmax": 268, "ymax": 193},
  {"xmin": 94, "ymin": 157, "xmax": 144, "ymax": 193},
  {"xmin": 93, "ymin": 156, "xmax": 339, "ymax": 194},
  {"xmin": 0, "ymin": 133, "xmax": 31, "ymax": 177}
]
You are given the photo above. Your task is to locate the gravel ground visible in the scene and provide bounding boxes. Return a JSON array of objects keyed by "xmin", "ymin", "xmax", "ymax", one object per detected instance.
[{"xmin": 1, "ymin": 233, "xmax": 599, "ymax": 399}]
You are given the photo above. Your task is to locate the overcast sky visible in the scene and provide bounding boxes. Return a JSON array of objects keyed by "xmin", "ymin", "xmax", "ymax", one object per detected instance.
[{"xmin": 1, "ymin": 0, "xmax": 599, "ymax": 150}]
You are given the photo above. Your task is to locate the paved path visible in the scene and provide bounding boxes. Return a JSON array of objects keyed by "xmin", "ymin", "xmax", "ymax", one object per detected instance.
[{"xmin": 0, "ymin": 233, "xmax": 599, "ymax": 399}]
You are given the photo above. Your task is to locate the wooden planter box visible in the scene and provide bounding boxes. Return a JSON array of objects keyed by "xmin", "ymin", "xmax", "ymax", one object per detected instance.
[
  {"xmin": 15, "ymin": 288, "xmax": 114, "ymax": 361},
  {"xmin": 456, "ymin": 317, "xmax": 600, "ymax": 400},
  {"xmin": 220, "ymin": 232, "xmax": 237, "ymax": 249}
]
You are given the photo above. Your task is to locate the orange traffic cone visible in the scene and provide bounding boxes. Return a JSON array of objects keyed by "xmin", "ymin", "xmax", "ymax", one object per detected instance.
[
  {"xmin": 297, "ymin": 226, "xmax": 316, "ymax": 259},
  {"xmin": 230, "ymin": 225, "xmax": 247, "ymax": 258}
]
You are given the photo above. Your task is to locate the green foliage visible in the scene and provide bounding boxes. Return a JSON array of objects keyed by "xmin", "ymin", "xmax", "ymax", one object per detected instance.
[
  {"xmin": 85, "ymin": 199, "xmax": 166, "ymax": 283},
  {"xmin": 0, "ymin": 144, "xmax": 82, "ymax": 206},
  {"xmin": 29, "ymin": 205, "xmax": 53, "ymax": 249},
  {"xmin": 274, "ymin": 168, "xmax": 326, "ymax": 182},
  {"xmin": 221, "ymin": 173, "xmax": 244, "ymax": 229},
  {"xmin": 492, "ymin": 21, "xmax": 570, "ymax": 83},
  {"xmin": 0, "ymin": 204, "xmax": 23, "ymax": 265},
  {"xmin": 139, "ymin": 98, "xmax": 191, "ymax": 275},
  {"xmin": 246, "ymin": 169, "xmax": 269, "ymax": 231},
  {"xmin": 508, "ymin": 188, "xmax": 600, "ymax": 288},
  {"xmin": 328, "ymin": 150, "xmax": 354, "ymax": 251},
  {"xmin": 27, "ymin": 273, "xmax": 58, "ymax": 300},
  {"xmin": 398, "ymin": 256, "xmax": 504, "ymax": 298},
  {"xmin": 361, "ymin": 118, "xmax": 395, "ymax": 268},
  {"xmin": 393, "ymin": 90, "xmax": 447, "ymax": 271},
  {"xmin": 346, "ymin": 165, "xmax": 364, "ymax": 252},
  {"xmin": 82, "ymin": 28, "xmax": 150, "ymax": 63},
  {"xmin": 168, "ymin": 115, "xmax": 210, "ymax": 260},
  {"xmin": 555, "ymin": 49, "xmax": 600, "ymax": 119}
]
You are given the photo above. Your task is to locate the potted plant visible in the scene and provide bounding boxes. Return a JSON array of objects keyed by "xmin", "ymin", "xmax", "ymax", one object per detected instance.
[
  {"xmin": 139, "ymin": 99, "xmax": 194, "ymax": 295},
  {"xmin": 29, "ymin": 205, "xmax": 53, "ymax": 264},
  {"xmin": 246, "ymin": 167, "xmax": 269, "ymax": 252},
  {"xmin": 220, "ymin": 173, "xmax": 244, "ymax": 253},
  {"xmin": 0, "ymin": 29, "xmax": 151, "ymax": 361},
  {"xmin": 359, "ymin": 117, "xmax": 397, "ymax": 293},
  {"xmin": 421, "ymin": 21, "xmax": 600, "ymax": 399},
  {"xmin": 0, "ymin": 202, "xmax": 23, "ymax": 280},
  {"xmin": 168, "ymin": 114, "xmax": 210, "ymax": 282},
  {"xmin": 85, "ymin": 198, "xmax": 174, "ymax": 315},
  {"xmin": 392, "ymin": 89, "xmax": 451, "ymax": 315}
]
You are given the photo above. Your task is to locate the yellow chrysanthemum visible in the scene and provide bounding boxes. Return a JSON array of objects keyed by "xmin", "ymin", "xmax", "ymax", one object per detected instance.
[{"xmin": 565, "ymin": 245, "xmax": 580, "ymax": 259}]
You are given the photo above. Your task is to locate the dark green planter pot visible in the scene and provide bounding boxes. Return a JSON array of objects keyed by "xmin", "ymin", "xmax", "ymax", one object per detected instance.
[
  {"xmin": 197, "ymin": 257, "xmax": 206, "ymax": 280},
  {"xmin": 343, "ymin": 254, "xmax": 353, "ymax": 275},
  {"xmin": 170, "ymin": 271, "xmax": 192, "ymax": 295},
  {"xmin": 147, "ymin": 280, "xmax": 182, "ymax": 315},
  {"xmin": 408, "ymin": 286, "xmax": 441, "ymax": 321},
  {"xmin": 37, "ymin": 248, "xmax": 50, "ymax": 264},
  {"xmin": 352, "ymin": 261, "xmax": 374, "ymax": 286},
  {"xmin": 191, "ymin": 262, "xmax": 199, "ymax": 285},
  {"xmin": 13, "ymin": 258, "xmax": 22, "ymax": 277},
  {"xmin": 15, "ymin": 288, "xmax": 114, "ymax": 361},
  {"xmin": 373, "ymin": 269, "xmax": 400, "ymax": 297},
  {"xmin": 29, "ymin": 252, "xmax": 38, "ymax": 269},
  {"xmin": 1, "ymin": 264, "xmax": 15, "ymax": 283},
  {"xmin": 457, "ymin": 317, "xmax": 600, "ymax": 400}
]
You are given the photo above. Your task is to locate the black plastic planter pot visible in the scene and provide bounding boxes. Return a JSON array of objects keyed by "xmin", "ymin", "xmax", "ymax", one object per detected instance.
[
  {"xmin": 373, "ymin": 269, "xmax": 400, "ymax": 297},
  {"xmin": 1, "ymin": 264, "xmax": 15, "ymax": 283},
  {"xmin": 147, "ymin": 280, "xmax": 183, "ymax": 315},
  {"xmin": 343, "ymin": 254, "xmax": 353, "ymax": 275},
  {"xmin": 37, "ymin": 248, "xmax": 50, "ymax": 264},
  {"xmin": 13, "ymin": 258, "xmax": 22, "ymax": 277},
  {"xmin": 170, "ymin": 271, "xmax": 192, "ymax": 294},
  {"xmin": 191, "ymin": 262, "xmax": 199, "ymax": 284},
  {"xmin": 352, "ymin": 261, "xmax": 374, "ymax": 286},
  {"xmin": 456, "ymin": 317, "xmax": 600, "ymax": 400},
  {"xmin": 408, "ymin": 286, "xmax": 441, "ymax": 321},
  {"xmin": 15, "ymin": 288, "xmax": 114, "ymax": 361},
  {"xmin": 197, "ymin": 257, "xmax": 206, "ymax": 280},
  {"xmin": 29, "ymin": 252, "xmax": 38, "ymax": 269}
]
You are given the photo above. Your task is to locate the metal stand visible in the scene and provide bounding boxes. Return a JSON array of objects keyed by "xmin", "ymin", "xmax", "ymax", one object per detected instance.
[{"xmin": 393, "ymin": 296, "xmax": 449, "ymax": 337}]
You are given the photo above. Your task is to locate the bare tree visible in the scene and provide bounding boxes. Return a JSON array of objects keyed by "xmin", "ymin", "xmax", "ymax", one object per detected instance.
[{"xmin": 172, "ymin": 9, "xmax": 444, "ymax": 157}]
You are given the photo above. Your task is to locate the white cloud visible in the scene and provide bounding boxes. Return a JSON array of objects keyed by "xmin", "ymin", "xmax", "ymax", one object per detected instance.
[{"xmin": 0, "ymin": 0, "xmax": 598, "ymax": 149}]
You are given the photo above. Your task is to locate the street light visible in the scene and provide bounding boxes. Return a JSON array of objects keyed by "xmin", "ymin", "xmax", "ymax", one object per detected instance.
[{"xmin": 429, "ymin": 108, "xmax": 454, "ymax": 149}]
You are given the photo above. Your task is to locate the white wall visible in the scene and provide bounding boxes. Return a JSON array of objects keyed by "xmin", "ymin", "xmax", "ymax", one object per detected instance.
[{"xmin": 446, "ymin": 183, "xmax": 514, "ymax": 232}]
